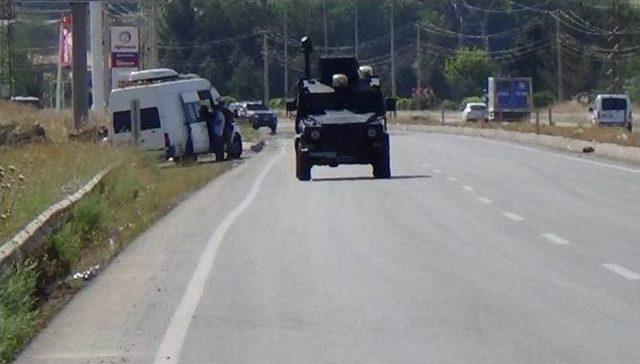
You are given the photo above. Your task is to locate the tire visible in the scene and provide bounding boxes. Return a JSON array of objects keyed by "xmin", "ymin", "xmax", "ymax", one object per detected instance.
[
  {"xmin": 373, "ymin": 134, "xmax": 391, "ymax": 179},
  {"xmin": 295, "ymin": 142, "xmax": 311, "ymax": 181},
  {"xmin": 626, "ymin": 122, "xmax": 633, "ymax": 133},
  {"xmin": 227, "ymin": 133, "xmax": 243, "ymax": 160}
]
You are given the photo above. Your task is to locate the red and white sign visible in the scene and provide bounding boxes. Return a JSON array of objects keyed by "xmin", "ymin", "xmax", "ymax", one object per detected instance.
[{"xmin": 59, "ymin": 15, "xmax": 73, "ymax": 68}]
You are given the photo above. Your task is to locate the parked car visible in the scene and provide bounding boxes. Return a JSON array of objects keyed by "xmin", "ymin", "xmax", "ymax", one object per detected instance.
[
  {"xmin": 462, "ymin": 102, "xmax": 489, "ymax": 122},
  {"xmin": 244, "ymin": 102, "xmax": 278, "ymax": 134},
  {"xmin": 589, "ymin": 94, "xmax": 633, "ymax": 132},
  {"xmin": 108, "ymin": 68, "xmax": 243, "ymax": 160}
]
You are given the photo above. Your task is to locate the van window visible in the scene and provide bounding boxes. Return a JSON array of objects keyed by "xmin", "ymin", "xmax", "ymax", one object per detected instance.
[
  {"xmin": 184, "ymin": 102, "xmax": 202, "ymax": 124},
  {"xmin": 113, "ymin": 111, "xmax": 131, "ymax": 134},
  {"xmin": 602, "ymin": 98, "xmax": 627, "ymax": 110},
  {"xmin": 140, "ymin": 107, "xmax": 161, "ymax": 130}
]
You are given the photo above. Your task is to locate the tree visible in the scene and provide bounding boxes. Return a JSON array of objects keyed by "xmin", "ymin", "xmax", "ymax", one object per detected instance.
[{"xmin": 445, "ymin": 48, "xmax": 495, "ymax": 99}]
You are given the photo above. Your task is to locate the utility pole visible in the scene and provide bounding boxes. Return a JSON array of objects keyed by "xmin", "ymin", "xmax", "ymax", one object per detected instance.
[
  {"xmin": 323, "ymin": 1, "xmax": 328, "ymax": 54},
  {"xmin": 609, "ymin": 0, "xmax": 620, "ymax": 93},
  {"xmin": 416, "ymin": 23, "xmax": 422, "ymax": 90},
  {"xmin": 90, "ymin": 1, "xmax": 105, "ymax": 113},
  {"xmin": 263, "ymin": 32, "xmax": 269, "ymax": 105},
  {"xmin": 72, "ymin": 2, "xmax": 89, "ymax": 128},
  {"xmin": 390, "ymin": 3, "xmax": 396, "ymax": 98},
  {"xmin": 555, "ymin": 15, "xmax": 564, "ymax": 101},
  {"xmin": 354, "ymin": 0, "xmax": 359, "ymax": 58},
  {"xmin": 284, "ymin": 10, "xmax": 288, "ymax": 98},
  {"xmin": 0, "ymin": 0, "xmax": 15, "ymax": 97}
]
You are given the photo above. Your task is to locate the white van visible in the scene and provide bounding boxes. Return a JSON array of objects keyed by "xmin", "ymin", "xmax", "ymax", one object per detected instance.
[
  {"xmin": 590, "ymin": 94, "xmax": 633, "ymax": 131},
  {"xmin": 108, "ymin": 69, "xmax": 243, "ymax": 160}
]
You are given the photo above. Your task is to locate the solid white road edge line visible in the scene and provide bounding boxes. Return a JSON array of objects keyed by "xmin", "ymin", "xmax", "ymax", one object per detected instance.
[
  {"xmin": 502, "ymin": 212, "xmax": 525, "ymax": 221},
  {"xmin": 477, "ymin": 196, "xmax": 493, "ymax": 204},
  {"xmin": 602, "ymin": 263, "xmax": 640, "ymax": 280},
  {"xmin": 153, "ymin": 147, "xmax": 285, "ymax": 364},
  {"xmin": 541, "ymin": 233, "xmax": 571, "ymax": 245},
  {"xmin": 477, "ymin": 137, "xmax": 640, "ymax": 174}
]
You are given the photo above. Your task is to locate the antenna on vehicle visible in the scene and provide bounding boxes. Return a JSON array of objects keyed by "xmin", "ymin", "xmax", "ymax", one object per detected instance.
[{"xmin": 301, "ymin": 36, "xmax": 313, "ymax": 79}]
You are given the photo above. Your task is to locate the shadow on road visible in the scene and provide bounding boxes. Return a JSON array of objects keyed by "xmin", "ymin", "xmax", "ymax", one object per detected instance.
[{"xmin": 312, "ymin": 174, "xmax": 431, "ymax": 182}]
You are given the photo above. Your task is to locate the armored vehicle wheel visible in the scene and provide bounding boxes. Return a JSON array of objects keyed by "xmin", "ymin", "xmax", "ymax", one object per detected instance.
[
  {"xmin": 373, "ymin": 134, "xmax": 391, "ymax": 179},
  {"xmin": 296, "ymin": 143, "xmax": 311, "ymax": 181}
]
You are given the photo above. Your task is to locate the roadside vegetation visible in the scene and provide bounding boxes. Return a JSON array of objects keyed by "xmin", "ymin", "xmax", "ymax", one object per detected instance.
[{"xmin": 0, "ymin": 101, "xmax": 236, "ymax": 362}]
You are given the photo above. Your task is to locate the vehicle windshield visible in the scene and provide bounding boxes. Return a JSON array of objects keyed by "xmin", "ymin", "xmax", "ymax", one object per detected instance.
[
  {"xmin": 602, "ymin": 98, "xmax": 627, "ymax": 110},
  {"xmin": 246, "ymin": 104, "xmax": 269, "ymax": 111},
  {"xmin": 301, "ymin": 90, "xmax": 384, "ymax": 116}
]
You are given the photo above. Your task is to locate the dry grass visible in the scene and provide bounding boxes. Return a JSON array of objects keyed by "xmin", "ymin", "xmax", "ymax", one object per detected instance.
[
  {"xmin": 0, "ymin": 101, "xmax": 108, "ymax": 144},
  {"xmin": 549, "ymin": 100, "xmax": 589, "ymax": 114},
  {"xmin": 393, "ymin": 112, "xmax": 440, "ymax": 125},
  {"xmin": 0, "ymin": 142, "xmax": 129, "ymax": 243}
]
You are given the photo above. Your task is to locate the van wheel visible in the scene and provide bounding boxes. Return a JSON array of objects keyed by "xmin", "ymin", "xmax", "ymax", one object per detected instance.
[
  {"xmin": 227, "ymin": 134, "xmax": 243, "ymax": 159},
  {"xmin": 626, "ymin": 122, "xmax": 633, "ymax": 133}
]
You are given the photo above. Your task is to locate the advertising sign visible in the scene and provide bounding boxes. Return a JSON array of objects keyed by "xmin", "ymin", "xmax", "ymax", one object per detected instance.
[
  {"xmin": 59, "ymin": 15, "xmax": 73, "ymax": 68},
  {"xmin": 110, "ymin": 26, "xmax": 139, "ymax": 68}
]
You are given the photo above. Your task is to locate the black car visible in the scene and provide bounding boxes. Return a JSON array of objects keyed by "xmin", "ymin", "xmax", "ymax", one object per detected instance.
[
  {"xmin": 290, "ymin": 37, "xmax": 394, "ymax": 181},
  {"xmin": 246, "ymin": 103, "xmax": 278, "ymax": 134}
]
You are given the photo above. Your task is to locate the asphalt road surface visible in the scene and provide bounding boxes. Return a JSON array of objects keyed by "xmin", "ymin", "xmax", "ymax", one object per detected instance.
[{"xmin": 16, "ymin": 125, "xmax": 640, "ymax": 363}]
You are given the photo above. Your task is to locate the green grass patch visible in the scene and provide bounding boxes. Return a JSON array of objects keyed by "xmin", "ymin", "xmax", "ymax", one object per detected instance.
[{"xmin": 0, "ymin": 262, "xmax": 38, "ymax": 364}]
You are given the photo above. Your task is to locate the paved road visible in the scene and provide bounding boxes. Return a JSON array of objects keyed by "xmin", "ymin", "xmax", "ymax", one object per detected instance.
[{"xmin": 16, "ymin": 126, "xmax": 640, "ymax": 363}]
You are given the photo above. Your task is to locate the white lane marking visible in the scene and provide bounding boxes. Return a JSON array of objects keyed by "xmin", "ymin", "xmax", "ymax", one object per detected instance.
[
  {"xmin": 462, "ymin": 185, "xmax": 474, "ymax": 191},
  {"xmin": 541, "ymin": 233, "xmax": 571, "ymax": 245},
  {"xmin": 477, "ymin": 196, "xmax": 493, "ymax": 204},
  {"xmin": 602, "ymin": 263, "xmax": 640, "ymax": 280},
  {"xmin": 446, "ymin": 176, "xmax": 459, "ymax": 182},
  {"xmin": 502, "ymin": 212, "xmax": 525, "ymax": 221},
  {"xmin": 432, "ymin": 169, "xmax": 443, "ymax": 174},
  {"xmin": 154, "ymin": 148, "xmax": 285, "ymax": 364},
  {"xmin": 480, "ymin": 138, "xmax": 640, "ymax": 174},
  {"xmin": 421, "ymin": 163, "xmax": 429, "ymax": 168}
]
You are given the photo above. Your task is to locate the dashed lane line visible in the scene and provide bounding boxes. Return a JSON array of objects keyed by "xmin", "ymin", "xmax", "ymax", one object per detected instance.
[
  {"xmin": 502, "ymin": 212, "xmax": 525, "ymax": 221},
  {"xmin": 602, "ymin": 263, "xmax": 640, "ymax": 280},
  {"xmin": 541, "ymin": 233, "xmax": 571, "ymax": 245},
  {"xmin": 477, "ymin": 197, "xmax": 493, "ymax": 204}
]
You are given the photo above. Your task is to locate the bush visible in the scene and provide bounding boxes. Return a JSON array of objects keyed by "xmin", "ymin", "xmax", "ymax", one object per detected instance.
[
  {"xmin": 49, "ymin": 224, "xmax": 82, "ymax": 268},
  {"xmin": 440, "ymin": 99, "xmax": 458, "ymax": 110},
  {"xmin": 396, "ymin": 98, "xmax": 414, "ymax": 110},
  {"xmin": 533, "ymin": 91, "xmax": 556, "ymax": 108},
  {"xmin": 0, "ymin": 262, "xmax": 38, "ymax": 363},
  {"xmin": 269, "ymin": 98, "xmax": 285, "ymax": 110},
  {"xmin": 73, "ymin": 194, "xmax": 109, "ymax": 237}
]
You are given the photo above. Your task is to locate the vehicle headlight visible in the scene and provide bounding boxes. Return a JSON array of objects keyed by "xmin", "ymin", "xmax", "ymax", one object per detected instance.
[
  {"xmin": 310, "ymin": 129, "xmax": 321, "ymax": 140},
  {"xmin": 367, "ymin": 128, "xmax": 378, "ymax": 138}
]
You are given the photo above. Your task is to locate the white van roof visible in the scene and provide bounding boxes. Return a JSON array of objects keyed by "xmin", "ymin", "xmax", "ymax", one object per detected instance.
[
  {"xmin": 129, "ymin": 68, "xmax": 178, "ymax": 82},
  {"xmin": 596, "ymin": 94, "xmax": 629, "ymax": 100}
]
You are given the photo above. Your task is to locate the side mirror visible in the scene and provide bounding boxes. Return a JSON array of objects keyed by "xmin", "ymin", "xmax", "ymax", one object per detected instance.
[
  {"xmin": 286, "ymin": 98, "xmax": 297, "ymax": 112},
  {"xmin": 385, "ymin": 97, "xmax": 397, "ymax": 112}
]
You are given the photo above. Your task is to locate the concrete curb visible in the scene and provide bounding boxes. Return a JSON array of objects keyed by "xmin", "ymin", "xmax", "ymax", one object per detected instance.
[
  {"xmin": 0, "ymin": 167, "xmax": 113, "ymax": 270},
  {"xmin": 396, "ymin": 124, "xmax": 640, "ymax": 165}
]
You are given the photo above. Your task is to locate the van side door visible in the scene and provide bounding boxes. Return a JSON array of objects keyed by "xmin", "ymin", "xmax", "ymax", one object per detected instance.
[
  {"xmin": 138, "ymin": 106, "xmax": 164, "ymax": 150},
  {"xmin": 181, "ymin": 91, "xmax": 210, "ymax": 154}
]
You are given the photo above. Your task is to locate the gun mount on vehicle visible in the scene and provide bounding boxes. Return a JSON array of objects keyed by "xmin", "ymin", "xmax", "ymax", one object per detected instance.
[{"xmin": 290, "ymin": 37, "xmax": 394, "ymax": 181}]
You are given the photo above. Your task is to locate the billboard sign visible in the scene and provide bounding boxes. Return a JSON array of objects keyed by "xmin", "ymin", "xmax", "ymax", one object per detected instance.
[
  {"xmin": 111, "ymin": 26, "xmax": 139, "ymax": 68},
  {"xmin": 59, "ymin": 15, "xmax": 72, "ymax": 68}
]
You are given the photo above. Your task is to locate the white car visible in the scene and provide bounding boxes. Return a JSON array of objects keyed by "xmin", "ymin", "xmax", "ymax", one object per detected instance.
[
  {"xmin": 589, "ymin": 94, "xmax": 633, "ymax": 131},
  {"xmin": 462, "ymin": 103, "xmax": 489, "ymax": 122}
]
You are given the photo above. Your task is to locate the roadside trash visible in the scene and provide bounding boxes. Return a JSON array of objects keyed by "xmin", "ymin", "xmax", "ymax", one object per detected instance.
[
  {"xmin": 582, "ymin": 146, "xmax": 595, "ymax": 153},
  {"xmin": 70, "ymin": 265, "xmax": 100, "ymax": 281}
]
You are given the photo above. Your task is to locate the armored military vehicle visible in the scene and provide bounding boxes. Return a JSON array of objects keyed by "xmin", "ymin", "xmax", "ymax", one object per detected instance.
[{"xmin": 289, "ymin": 37, "xmax": 393, "ymax": 181}]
